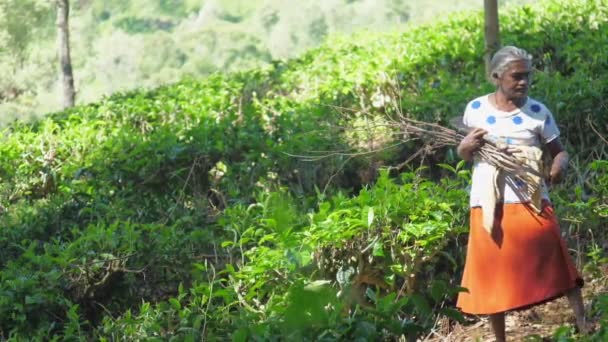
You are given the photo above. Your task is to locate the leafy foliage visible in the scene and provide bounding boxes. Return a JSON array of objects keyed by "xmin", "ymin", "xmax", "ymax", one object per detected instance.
[{"xmin": 0, "ymin": 0, "xmax": 606, "ymax": 340}]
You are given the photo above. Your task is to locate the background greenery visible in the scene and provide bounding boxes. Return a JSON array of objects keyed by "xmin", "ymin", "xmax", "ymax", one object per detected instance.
[
  {"xmin": 1, "ymin": 0, "xmax": 530, "ymax": 123},
  {"xmin": 0, "ymin": 0, "xmax": 607, "ymax": 340}
]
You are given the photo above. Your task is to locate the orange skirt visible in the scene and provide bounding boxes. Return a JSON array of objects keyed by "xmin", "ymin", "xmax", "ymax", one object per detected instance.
[{"xmin": 456, "ymin": 202, "xmax": 582, "ymax": 315}]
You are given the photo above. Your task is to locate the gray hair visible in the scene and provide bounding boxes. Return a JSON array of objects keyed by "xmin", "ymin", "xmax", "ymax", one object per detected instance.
[{"xmin": 489, "ymin": 46, "xmax": 532, "ymax": 84}]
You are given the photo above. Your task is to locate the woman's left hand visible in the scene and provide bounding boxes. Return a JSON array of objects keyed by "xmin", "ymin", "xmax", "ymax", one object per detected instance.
[
  {"xmin": 546, "ymin": 138, "xmax": 569, "ymax": 185},
  {"xmin": 549, "ymin": 163, "xmax": 566, "ymax": 185}
]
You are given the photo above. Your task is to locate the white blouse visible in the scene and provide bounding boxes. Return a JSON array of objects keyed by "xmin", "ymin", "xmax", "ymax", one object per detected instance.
[{"xmin": 462, "ymin": 94, "xmax": 560, "ymax": 207}]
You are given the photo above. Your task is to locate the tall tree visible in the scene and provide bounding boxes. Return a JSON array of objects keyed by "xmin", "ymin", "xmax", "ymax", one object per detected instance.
[
  {"xmin": 484, "ymin": 0, "xmax": 500, "ymax": 76},
  {"xmin": 56, "ymin": 0, "xmax": 75, "ymax": 108}
]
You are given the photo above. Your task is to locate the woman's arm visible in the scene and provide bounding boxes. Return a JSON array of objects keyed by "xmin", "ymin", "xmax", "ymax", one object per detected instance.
[{"xmin": 546, "ymin": 137, "xmax": 569, "ymax": 185}]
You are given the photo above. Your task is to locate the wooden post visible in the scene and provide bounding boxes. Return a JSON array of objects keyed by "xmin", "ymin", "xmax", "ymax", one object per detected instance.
[
  {"xmin": 56, "ymin": 0, "xmax": 75, "ymax": 108},
  {"xmin": 484, "ymin": 0, "xmax": 500, "ymax": 77}
]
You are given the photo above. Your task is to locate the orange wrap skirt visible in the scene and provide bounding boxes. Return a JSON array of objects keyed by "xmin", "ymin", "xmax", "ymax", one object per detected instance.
[{"xmin": 456, "ymin": 202, "xmax": 583, "ymax": 315}]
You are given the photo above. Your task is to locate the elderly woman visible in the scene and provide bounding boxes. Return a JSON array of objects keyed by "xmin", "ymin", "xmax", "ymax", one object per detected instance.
[{"xmin": 455, "ymin": 46, "xmax": 586, "ymax": 341}]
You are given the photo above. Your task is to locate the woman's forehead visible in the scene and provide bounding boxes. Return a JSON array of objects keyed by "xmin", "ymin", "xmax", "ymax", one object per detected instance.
[{"xmin": 505, "ymin": 60, "xmax": 531, "ymax": 72}]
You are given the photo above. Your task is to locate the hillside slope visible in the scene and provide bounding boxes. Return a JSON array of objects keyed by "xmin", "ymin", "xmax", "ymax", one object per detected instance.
[{"xmin": 0, "ymin": 0, "xmax": 531, "ymax": 121}]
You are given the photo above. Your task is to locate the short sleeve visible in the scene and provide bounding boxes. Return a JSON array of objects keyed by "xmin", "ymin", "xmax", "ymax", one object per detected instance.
[
  {"xmin": 541, "ymin": 109, "xmax": 560, "ymax": 143},
  {"xmin": 462, "ymin": 97, "xmax": 486, "ymax": 130},
  {"xmin": 462, "ymin": 101, "xmax": 474, "ymax": 128}
]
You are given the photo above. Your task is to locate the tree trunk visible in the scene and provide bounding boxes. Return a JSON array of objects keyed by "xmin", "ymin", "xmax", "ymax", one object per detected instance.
[
  {"xmin": 56, "ymin": 0, "xmax": 75, "ymax": 108},
  {"xmin": 484, "ymin": 0, "xmax": 500, "ymax": 77}
]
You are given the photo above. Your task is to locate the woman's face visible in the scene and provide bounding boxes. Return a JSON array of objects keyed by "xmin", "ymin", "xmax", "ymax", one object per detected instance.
[{"xmin": 496, "ymin": 60, "xmax": 531, "ymax": 100}]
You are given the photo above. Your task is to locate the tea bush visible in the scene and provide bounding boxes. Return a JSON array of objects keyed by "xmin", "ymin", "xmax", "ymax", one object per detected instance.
[{"xmin": 94, "ymin": 170, "xmax": 469, "ymax": 341}]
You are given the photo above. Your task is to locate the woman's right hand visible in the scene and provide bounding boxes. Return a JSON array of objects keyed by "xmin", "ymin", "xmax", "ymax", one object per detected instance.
[{"xmin": 457, "ymin": 128, "xmax": 487, "ymax": 161}]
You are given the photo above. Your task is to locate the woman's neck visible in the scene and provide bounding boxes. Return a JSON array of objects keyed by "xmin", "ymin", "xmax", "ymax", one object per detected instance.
[{"xmin": 490, "ymin": 91, "xmax": 526, "ymax": 112}]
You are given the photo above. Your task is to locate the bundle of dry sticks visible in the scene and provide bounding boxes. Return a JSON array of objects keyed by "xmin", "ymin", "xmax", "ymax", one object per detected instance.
[
  {"xmin": 288, "ymin": 103, "xmax": 546, "ymax": 193},
  {"xmin": 398, "ymin": 116, "xmax": 544, "ymax": 186}
]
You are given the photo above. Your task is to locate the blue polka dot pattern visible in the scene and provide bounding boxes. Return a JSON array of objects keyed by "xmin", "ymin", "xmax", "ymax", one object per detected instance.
[
  {"xmin": 531, "ymin": 104, "xmax": 541, "ymax": 113},
  {"xmin": 472, "ymin": 101, "xmax": 481, "ymax": 109},
  {"xmin": 486, "ymin": 115, "xmax": 496, "ymax": 124},
  {"xmin": 515, "ymin": 179, "xmax": 525, "ymax": 188},
  {"xmin": 512, "ymin": 116, "xmax": 523, "ymax": 125}
]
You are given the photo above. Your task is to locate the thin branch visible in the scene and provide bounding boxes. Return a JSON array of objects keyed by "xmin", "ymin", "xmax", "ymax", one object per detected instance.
[
  {"xmin": 587, "ymin": 116, "xmax": 608, "ymax": 145},
  {"xmin": 283, "ymin": 140, "xmax": 409, "ymax": 162},
  {"xmin": 321, "ymin": 155, "xmax": 356, "ymax": 195},
  {"xmin": 94, "ymin": 301, "xmax": 116, "ymax": 320},
  {"xmin": 201, "ymin": 262, "xmax": 216, "ymax": 338}
]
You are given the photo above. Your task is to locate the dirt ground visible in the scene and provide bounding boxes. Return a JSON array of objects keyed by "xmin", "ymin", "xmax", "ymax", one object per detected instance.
[{"xmin": 421, "ymin": 277, "xmax": 607, "ymax": 342}]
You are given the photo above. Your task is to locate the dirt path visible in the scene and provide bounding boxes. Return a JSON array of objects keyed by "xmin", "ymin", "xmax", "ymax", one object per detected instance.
[{"xmin": 422, "ymin": 278, "xmax": 606, "ymax": 341}]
